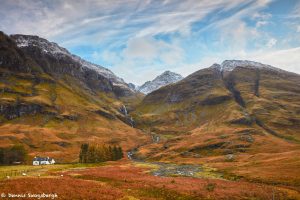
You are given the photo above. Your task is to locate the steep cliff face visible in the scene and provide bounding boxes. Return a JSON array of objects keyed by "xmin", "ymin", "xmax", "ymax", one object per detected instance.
[
  {"xmin": 0, "ymin": 32, "xmax": 149, "ymax": 161},
  {"xmin": 0, "ymin": 32, "xmax": 41, "ymax": 73}
]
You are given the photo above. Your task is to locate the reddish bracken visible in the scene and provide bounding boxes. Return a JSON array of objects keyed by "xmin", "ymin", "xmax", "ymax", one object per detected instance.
[
  {"xmin": 0, "ymin": 177, "xmax": 123, "ymax": 200},
  {"xmin": 53, "ymin": 164, "xmax": 288, "ymax": 200}
]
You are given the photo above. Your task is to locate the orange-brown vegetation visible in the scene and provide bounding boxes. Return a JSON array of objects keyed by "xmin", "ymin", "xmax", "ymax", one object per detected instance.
[
  {"xmin": 132, "ymin": 66, "xmax": 300, "ymax": 192},
  {"xmin": 0, "ymin": 161, "xmax": 295, "ymax": 200}
]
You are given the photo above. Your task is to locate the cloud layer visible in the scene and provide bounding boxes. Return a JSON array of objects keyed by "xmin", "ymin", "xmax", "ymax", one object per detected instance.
[{"xmin": 0, "ymin": 0, "xmax": 299, "ymax": 84}]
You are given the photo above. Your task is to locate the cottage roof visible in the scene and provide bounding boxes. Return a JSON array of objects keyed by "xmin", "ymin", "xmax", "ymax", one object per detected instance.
[{"xmin": 33, "ymin": 157, "xmax": 54, "ymax": 162}]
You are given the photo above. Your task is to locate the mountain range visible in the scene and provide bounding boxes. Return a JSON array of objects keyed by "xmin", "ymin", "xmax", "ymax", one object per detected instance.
[{"xmin": 1, "ymin": 31, "xmax": 300, "ymax": 186}]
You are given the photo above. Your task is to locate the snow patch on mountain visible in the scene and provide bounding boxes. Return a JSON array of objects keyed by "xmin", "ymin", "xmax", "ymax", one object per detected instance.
[
  {"xmin": 13, "ymin": 35, "xmax": 69, "ymax": 55},
  {"xmin": 71, "ymin": 55, "xmax": 124, "ymax": 84},
  {"xmin": 138, "ymin": 71, "xmax": 183, "ymax": 94},
  {"xmin": 12, "ymin": 34, "xmax": 130, "ymax": 89},
  {"xmin": 128, "ymin": 83, "xmax": 137, "ymax": 91},
  {"xmin": 219, "ymin": 60, "xmax": 283, "ymax": 72}
]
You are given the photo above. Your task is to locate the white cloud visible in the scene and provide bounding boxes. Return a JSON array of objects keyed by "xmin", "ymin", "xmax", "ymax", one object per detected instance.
[
  {"xmin": 199, "ymin": 0, "xmax": 272, "ymax": 52},
  {"xmin": 292, "ymin": 1, "xmax": 300, "ymax": 17},
  {"xmin": 123, "ymin": 37, "xmax": 157, "ymax": 61},
  {"xmin": 100, "ymin": 51, "xmax": 121, "ymax": 65},
  {"xmin": 2, "ymin": 0, "xmax": 299, "ymax": 85},
  {"xmin": 256, "ymin": 21, "xmax": 268, "ymax": 28},
  {"xmin": 110, "ymin": 59, "xmax": 164, "ymax": 85},
  {"xmin": 110, "ymin": 36, "xmax": 185, "ymax": 85},
  {"xmin": 266, "ymin": 38, "xmax": 277, "ymax": 48},
  {"xmin": 252, "ymin": 12, "xmax": 272, "ymax": 20},
  {"xmin": 160, "ymin": 47, "xmax": 184, "ymax": 66},
  {"xmin": 123, "ymin": 36, "xmax": 184, "ymax": 64},
  {"xmin": 0, "ymin": 0, "xmax": 271, "ymax": 46},
  {"xmin": 251, "ymin": 47, "xmax": 300, "ymax": 74},
  {"xmin": 221, "ymin": 21, "xmax": 259, "ymax": 50}
]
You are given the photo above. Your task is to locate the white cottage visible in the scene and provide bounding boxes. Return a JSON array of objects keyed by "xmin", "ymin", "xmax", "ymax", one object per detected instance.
[{"xmin": 32, "ymin": 157, "xmax": 55, "ymax": 165}]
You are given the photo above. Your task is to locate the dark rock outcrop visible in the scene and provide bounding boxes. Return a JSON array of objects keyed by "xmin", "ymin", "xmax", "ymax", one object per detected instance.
[{"xmin": 0, "ymin": 103, "xmax": 42, "ymax": 120}]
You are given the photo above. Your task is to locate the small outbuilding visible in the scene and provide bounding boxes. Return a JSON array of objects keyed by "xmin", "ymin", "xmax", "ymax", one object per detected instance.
[{"xmin": 32, "ymin": 157, "xmax": 55, "ymax": 165}]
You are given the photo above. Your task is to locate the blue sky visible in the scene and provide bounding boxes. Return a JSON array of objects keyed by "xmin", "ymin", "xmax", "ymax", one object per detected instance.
[{"xmin": 0, "ymin": 0, "xmax": 300, "ymax": 85}]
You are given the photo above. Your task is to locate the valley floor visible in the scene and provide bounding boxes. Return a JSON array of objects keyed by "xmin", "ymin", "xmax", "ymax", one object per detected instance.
[{"xmin": 0, "ymin": 160, "xmax": 299, "ymax": 200}]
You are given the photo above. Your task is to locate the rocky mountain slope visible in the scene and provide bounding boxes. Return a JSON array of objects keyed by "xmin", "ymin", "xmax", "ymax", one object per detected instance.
[
  {"xmin": 0, "ymin": 31, "xmax": 149, "ymax": 162},
  {"xmin": 138, "ymin": 71, "xmax": 183, "ymax": 94},
  {"xmin": 11, "ymin": 34, "xmax": 135, "ymax": 97},
  {"xmin": 133, "ymin": 60, "xmax": 300, "ymax": 186}
]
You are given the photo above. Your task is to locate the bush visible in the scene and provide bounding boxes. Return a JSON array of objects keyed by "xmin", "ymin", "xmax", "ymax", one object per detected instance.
[{"xmin": 206, "ymin": 183, "xmax": 216, "ymax": 192}]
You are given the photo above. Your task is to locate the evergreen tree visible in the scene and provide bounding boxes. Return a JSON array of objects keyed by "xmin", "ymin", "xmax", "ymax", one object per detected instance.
[
  {"xmin": 112, "ymin": 146, "xmax": 118, "ymax": 161},
  {"xmin": 88, "ymin": 145, "xmax": 97, "ymax": 163},
  {"xmin": 0, "ymin": 148, "xmax": 4, "ymax": 164},
  {"xmin": 117, "ymin": 146, "xmax": 123, "ymax": 160},
  {"xmin": 79, "ymin": 143, "xmax": 124, "ymax": 163},
  {"xmin": 108, "ymin": 146, "xmax": 113, "ymax": 161},
  {"xmin": 96, "ymin": 145, "xmax": 104, "ymax": 162},
  {"xmin": 79, "ymin": 143, "xmax": 89, "ymax": 163}
]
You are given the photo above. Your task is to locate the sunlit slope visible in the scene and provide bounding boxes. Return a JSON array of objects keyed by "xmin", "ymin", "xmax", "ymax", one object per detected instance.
[
  {"xmin": 135, "ymin": 63, "xmax": 300, "ymax": 142},
  {"xmin": 0, "ymin": 32, "xmax": 149, "ymax": 162},
  {"xmin": 133, "ymin": 66, "xmax": 233, "ymax": 133},
  {"xmin": 133, "ymin": 63, "xmax": 300, "ymax": 186}
]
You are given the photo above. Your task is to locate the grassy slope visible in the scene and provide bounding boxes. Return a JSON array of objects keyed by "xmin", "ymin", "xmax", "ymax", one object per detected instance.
[
  {"xmin": 0, "ymin": 67, "xmax": 149, "ymax": 162},
  {"xmin": 132, "ymin": 66, "xmax": 300, "ymax": 187}
]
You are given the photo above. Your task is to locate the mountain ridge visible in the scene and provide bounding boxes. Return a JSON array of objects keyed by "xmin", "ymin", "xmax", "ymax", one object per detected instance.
[
  {"xmin": 218, "ymin": 60, "xmax": 292, "ymax": 74},
  {"xmin": 11, "ymin": 34, "xmax": 135, "ymax": 94}
]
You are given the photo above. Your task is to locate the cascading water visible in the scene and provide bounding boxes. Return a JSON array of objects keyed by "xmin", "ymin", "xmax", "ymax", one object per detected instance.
[
  {"xmin": 122, "ymin": 104, "xmax": 128, "ymax": 116},
  {"xmin": 120, "ymin": 104, "xmax": 135, "ymax": 127}
]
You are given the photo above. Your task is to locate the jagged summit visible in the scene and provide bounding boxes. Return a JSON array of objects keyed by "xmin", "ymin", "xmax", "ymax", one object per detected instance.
[
  {"xmin": 128, "ymin": 83, "xmax": 137, "ymax": 91},
  {"xmin": 11, "ymin": 34, "xmax": 128, "ymax": 89},
  {"xmin": 157, "ymin": 70, "xmax": 182, "ymax": 78},
  {"xmin": 138, "ymin": 71, "xmax": 183, "ymax": 94},
  {"xmin": 12, "ymin": 34, "xmax": 69, "ymax": 55},
  {"xmin": 219, "ymin": 60, "xmax": 282, "ymax": 72}
]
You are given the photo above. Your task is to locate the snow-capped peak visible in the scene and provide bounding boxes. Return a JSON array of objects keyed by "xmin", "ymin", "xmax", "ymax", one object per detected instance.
[
  {"xmin": 155, "ymin": 70, "xmax": 183, "ymax": 81},
  {"xmin": 11, "ymin": 34, "xmax": 130, "ymax": 89},
  {"xmin": 138, "ymin": 71, "xmax": 183, "ymax": 94},
  {"xmin": 220, "ymin": 60, "xmax": 281, "ymax": 72},
  {"xmin": 12, "ymin": 34, "xmax": 69, "ymax": 56}
]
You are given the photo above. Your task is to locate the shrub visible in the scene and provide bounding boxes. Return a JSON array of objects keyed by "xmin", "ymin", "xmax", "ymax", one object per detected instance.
[{"xmin": 206, "ymin": 183, "xmax": 216, "ymax": 192}]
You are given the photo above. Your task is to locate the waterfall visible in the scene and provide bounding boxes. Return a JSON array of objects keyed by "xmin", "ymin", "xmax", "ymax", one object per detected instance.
[
  {"xmin": 120, "ymin": 104, "xmax": 135, "ymax": 127},
  {"xmin": 122, "ymin": 104, "xmax": 128, "ymax": 116},
  {"xmin": 151, "ymin": 135, "xmax": 160, "ymax": 143},
  {"xmin": 130, "ymin": 116, "xmax": 134, "ymax": 127}
]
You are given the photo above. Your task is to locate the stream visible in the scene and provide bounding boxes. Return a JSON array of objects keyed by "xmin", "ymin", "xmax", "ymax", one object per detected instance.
[
  {"xmin": 127, "ymin": 135, "xmax": 222, "ymax": 179},
  {"xmin": 123, "ymin": 105, "xmax": 222, "ymax": 179},
  {"xmin": 151, "ymin": 162, "xmax": 206, "ymax": 177}
]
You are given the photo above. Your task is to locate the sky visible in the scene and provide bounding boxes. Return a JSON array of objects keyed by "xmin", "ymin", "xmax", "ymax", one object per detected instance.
[{"xmin": 0, "ymin": 0, "xmax": 300, "ymax": 85}]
